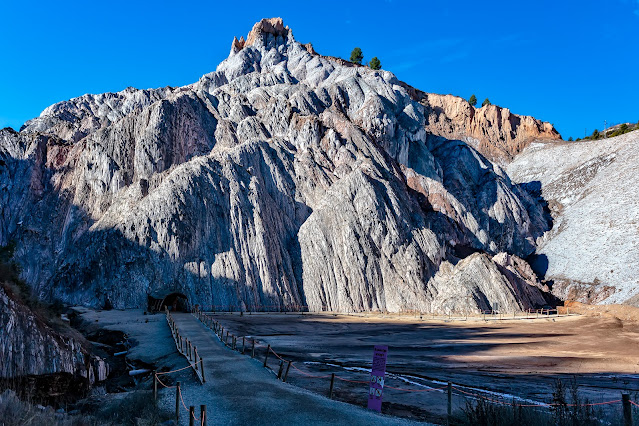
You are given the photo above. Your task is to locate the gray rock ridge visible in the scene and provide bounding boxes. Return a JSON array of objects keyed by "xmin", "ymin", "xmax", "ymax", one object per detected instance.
[{"xmin": 1, "ymin": 18, "xmax": 552, "ymax": 313}]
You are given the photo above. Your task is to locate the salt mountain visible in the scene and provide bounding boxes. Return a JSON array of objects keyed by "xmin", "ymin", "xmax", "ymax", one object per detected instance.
[{"xmin": 0, "ymin": 18, "xmax": 562, "ymax": 313}]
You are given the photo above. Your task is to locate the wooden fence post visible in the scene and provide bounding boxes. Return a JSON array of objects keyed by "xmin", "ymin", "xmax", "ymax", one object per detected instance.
[
  {"xmin": 153, "ymin": 371, "xmax": 157, "ymax": 400},
  {"xmin": 252, "ymin": 340, "xmax": 255, "ymax": 358},
  {"xmin": 277, "ymin": 360, "xmax": 284, "ymax": 379},
  {"xmin": 283, "ymin": 360, "xmax": 292, "ymax": 382},
  {"xmin": 200, "ymin": 404, "xmax": 207, "ymax": 426},
  {"xmin": 175, "ymin": 381, "xmax": 181, "ymax": 423},
  {"xmin": 622, "ymin": 394, "xmax": 632, "ymax": 426},
  {"xmin": 447, "ymin": 382, "xmax": 452, "ymax": 425},
  {"xmin": 329, "ymin": 373, "xmax": 335, "ymax": 399},
  {"xmin": 264, "ymin": 345, "xmax": 270, "ymax": 367},
  {"xmin": 200, "ymin": 357, "xmax": 206, "ymax": 383},
  {"xmin": 189, "ymin": 406, "xmax": 195, "ymax": 426},
  {"xmin": 242, "ymin": 337, "xmax": 245, "ymax": 354}
]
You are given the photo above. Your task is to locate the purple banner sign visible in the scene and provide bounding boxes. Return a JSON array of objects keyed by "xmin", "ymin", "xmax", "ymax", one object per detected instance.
[{"xmin": 367, "ymin": 345, "xmax": 388, "ymax": 412}]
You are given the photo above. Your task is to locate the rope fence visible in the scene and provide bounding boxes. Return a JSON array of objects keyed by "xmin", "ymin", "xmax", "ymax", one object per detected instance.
[
  {"xmin": 193, "ymin": 308, "xmax": 638, "ymax": 423},
  {"xmin": 153, "ymin": 307, "xmax": 208, "ymax": 425}
]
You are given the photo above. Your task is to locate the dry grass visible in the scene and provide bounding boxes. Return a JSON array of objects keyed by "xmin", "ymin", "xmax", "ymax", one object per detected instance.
[
  {"xmin": 0, "ymin": 390, "xmax": 100, "ymax": 426},
  {"xmin": 0, "ymin": 388, "xmax": 172, "ymax": 426}
]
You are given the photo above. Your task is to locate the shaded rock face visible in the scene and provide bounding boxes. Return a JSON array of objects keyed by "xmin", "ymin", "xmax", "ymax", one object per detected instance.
[
  {"xmin": 0, "ymin": 286, "xmax": 107, "ymax": 383},
  {"xmin": 0, "ymin": 19, "xmax": 552, "ymax": 313},
  {"xmin": 508, "ymin": 131, "xmax": 639, "ymax": 306},
  {"xmin": 413, "ymin": 92, "xmax": 561, "ymax": 164}
]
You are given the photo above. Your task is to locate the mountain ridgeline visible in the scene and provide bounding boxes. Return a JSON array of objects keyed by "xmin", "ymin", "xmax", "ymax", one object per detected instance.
[{"xmin": 0, "ymin": 18, "xmax": 562, "ymax": 313}]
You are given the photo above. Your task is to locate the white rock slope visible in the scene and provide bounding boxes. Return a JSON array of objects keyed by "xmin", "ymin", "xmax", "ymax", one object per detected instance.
[{"xmin": 508, "ymin": 130, "xmax": 639, "ymax": 305}]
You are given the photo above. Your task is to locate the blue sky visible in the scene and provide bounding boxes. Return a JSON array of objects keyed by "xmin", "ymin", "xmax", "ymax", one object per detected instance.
[{"xmin": 1, "ymin": 0, "xmax": 638, "ymax": 139}]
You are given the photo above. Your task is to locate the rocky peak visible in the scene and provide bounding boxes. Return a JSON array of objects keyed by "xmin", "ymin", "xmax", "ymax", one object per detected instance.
[
  {"xmin": 231, "ymin": 36, "xmax": 246, "ymax": 54},
  {"xmin": 231, "ymin": 17, "xmax": 290, "ymax": 53}
]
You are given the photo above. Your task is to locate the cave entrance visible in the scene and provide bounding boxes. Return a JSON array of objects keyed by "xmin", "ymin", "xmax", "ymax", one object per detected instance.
[{"xmin": 148, "ymin": 291, "xmax": 188, "ymax": 312}]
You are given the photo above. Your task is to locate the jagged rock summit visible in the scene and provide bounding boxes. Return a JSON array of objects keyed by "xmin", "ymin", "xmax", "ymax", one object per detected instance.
[
  {"xmin": 232, "ymin": 18, "xmax": 290, "ymax": 53},
  {"xmin": 0, "ymin": 18, "xmax": 555, "ymax": 313}
]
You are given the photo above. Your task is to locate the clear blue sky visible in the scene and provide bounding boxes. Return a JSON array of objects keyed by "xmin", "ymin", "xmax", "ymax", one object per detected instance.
[{"xmin": 1, "ymin": 0, "xmax": 638, "ymax": 140}]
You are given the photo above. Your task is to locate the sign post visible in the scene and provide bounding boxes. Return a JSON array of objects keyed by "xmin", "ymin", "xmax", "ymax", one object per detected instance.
[{"xmin": 367, "ymin": 345, "xmax": 388, "ymax": 412}]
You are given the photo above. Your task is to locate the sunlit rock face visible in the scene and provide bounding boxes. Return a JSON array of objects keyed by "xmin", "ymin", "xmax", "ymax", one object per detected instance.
[
  {"xmin": 0, "ymin": 18, "xmax": 552, "ymax": 313},
  {"xmin": 413, "ymin": 92, "xmax": 561, "ymax": 164}
]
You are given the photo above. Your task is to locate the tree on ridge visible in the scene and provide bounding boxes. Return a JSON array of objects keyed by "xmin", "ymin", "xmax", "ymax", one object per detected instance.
[
  {"xmin": 350, "ymin": 47, "xmax": 363, "ymax": 65},
  {"xmin": 369, "ymin": 56, "xmax": 381, "ymax": 70}
]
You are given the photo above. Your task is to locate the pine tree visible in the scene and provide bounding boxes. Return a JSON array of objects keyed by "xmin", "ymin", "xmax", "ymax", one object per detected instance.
[
  {"xmin": 369, "ymin": 57, "xmax": 381, "ymax": 70},
  {"xmin": 482, "ymin": 98, "xmax": 491, "ymax": 107},
  {"xmin": 350, "ymin": 47, "xmax": 363, "ymax": 65},
  {"xmin": 469, "ymin": 94, "xmax": 477, "ymax": 107}
]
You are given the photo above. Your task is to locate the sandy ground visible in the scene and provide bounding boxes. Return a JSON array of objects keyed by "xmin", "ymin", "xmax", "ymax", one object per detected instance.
[{"xmin": 207, "ymin": 311, "xmax": 639, "ymax": 422}]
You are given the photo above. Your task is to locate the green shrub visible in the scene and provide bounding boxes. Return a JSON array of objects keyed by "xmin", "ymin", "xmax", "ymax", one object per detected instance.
[
  {"xmin": 350, "ymin": 47, "xmax": 363, "ymax": 65},
  {"xmin": 482, "ymin": 98, "xmax": 491, "ymax": 107}
]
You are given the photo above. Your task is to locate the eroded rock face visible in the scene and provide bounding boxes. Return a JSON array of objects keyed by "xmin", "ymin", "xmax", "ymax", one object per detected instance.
[
  {"xmin": 0, "ymin": 18, "xmax": 551, "ymax": 313},
  {"xmin": 415, "ymin": 93, "xmax": 561, "ymax": 164},
  {"xmin": 0, "ymin": 286, "xmax": 107, "ymax": 382}
]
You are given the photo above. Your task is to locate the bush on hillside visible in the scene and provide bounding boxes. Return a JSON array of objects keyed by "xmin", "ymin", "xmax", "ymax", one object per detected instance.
[{"xmin": 350, "ymin": 47, "xmax": 363, "ymax": 65}]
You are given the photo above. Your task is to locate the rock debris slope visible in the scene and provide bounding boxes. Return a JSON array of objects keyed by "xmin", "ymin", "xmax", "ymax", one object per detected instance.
[
  {"xmin": 508, "ymin": 130, "xmax": 639, "ymax": 306},
  {"xmin": 1, "ymin": 18, "xmax": 553, "ymax": 313}
]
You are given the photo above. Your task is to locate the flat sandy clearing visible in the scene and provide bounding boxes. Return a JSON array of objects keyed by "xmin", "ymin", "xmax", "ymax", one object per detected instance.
[{"xmin": 209, "ymin": 312, "xmax": 639, "ymax": 422}]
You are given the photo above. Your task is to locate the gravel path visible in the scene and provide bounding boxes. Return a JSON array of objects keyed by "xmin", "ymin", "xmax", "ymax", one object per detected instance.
[{"xmin": 158, "ymin": 313, "xmax": 423, "ymax": 425}]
